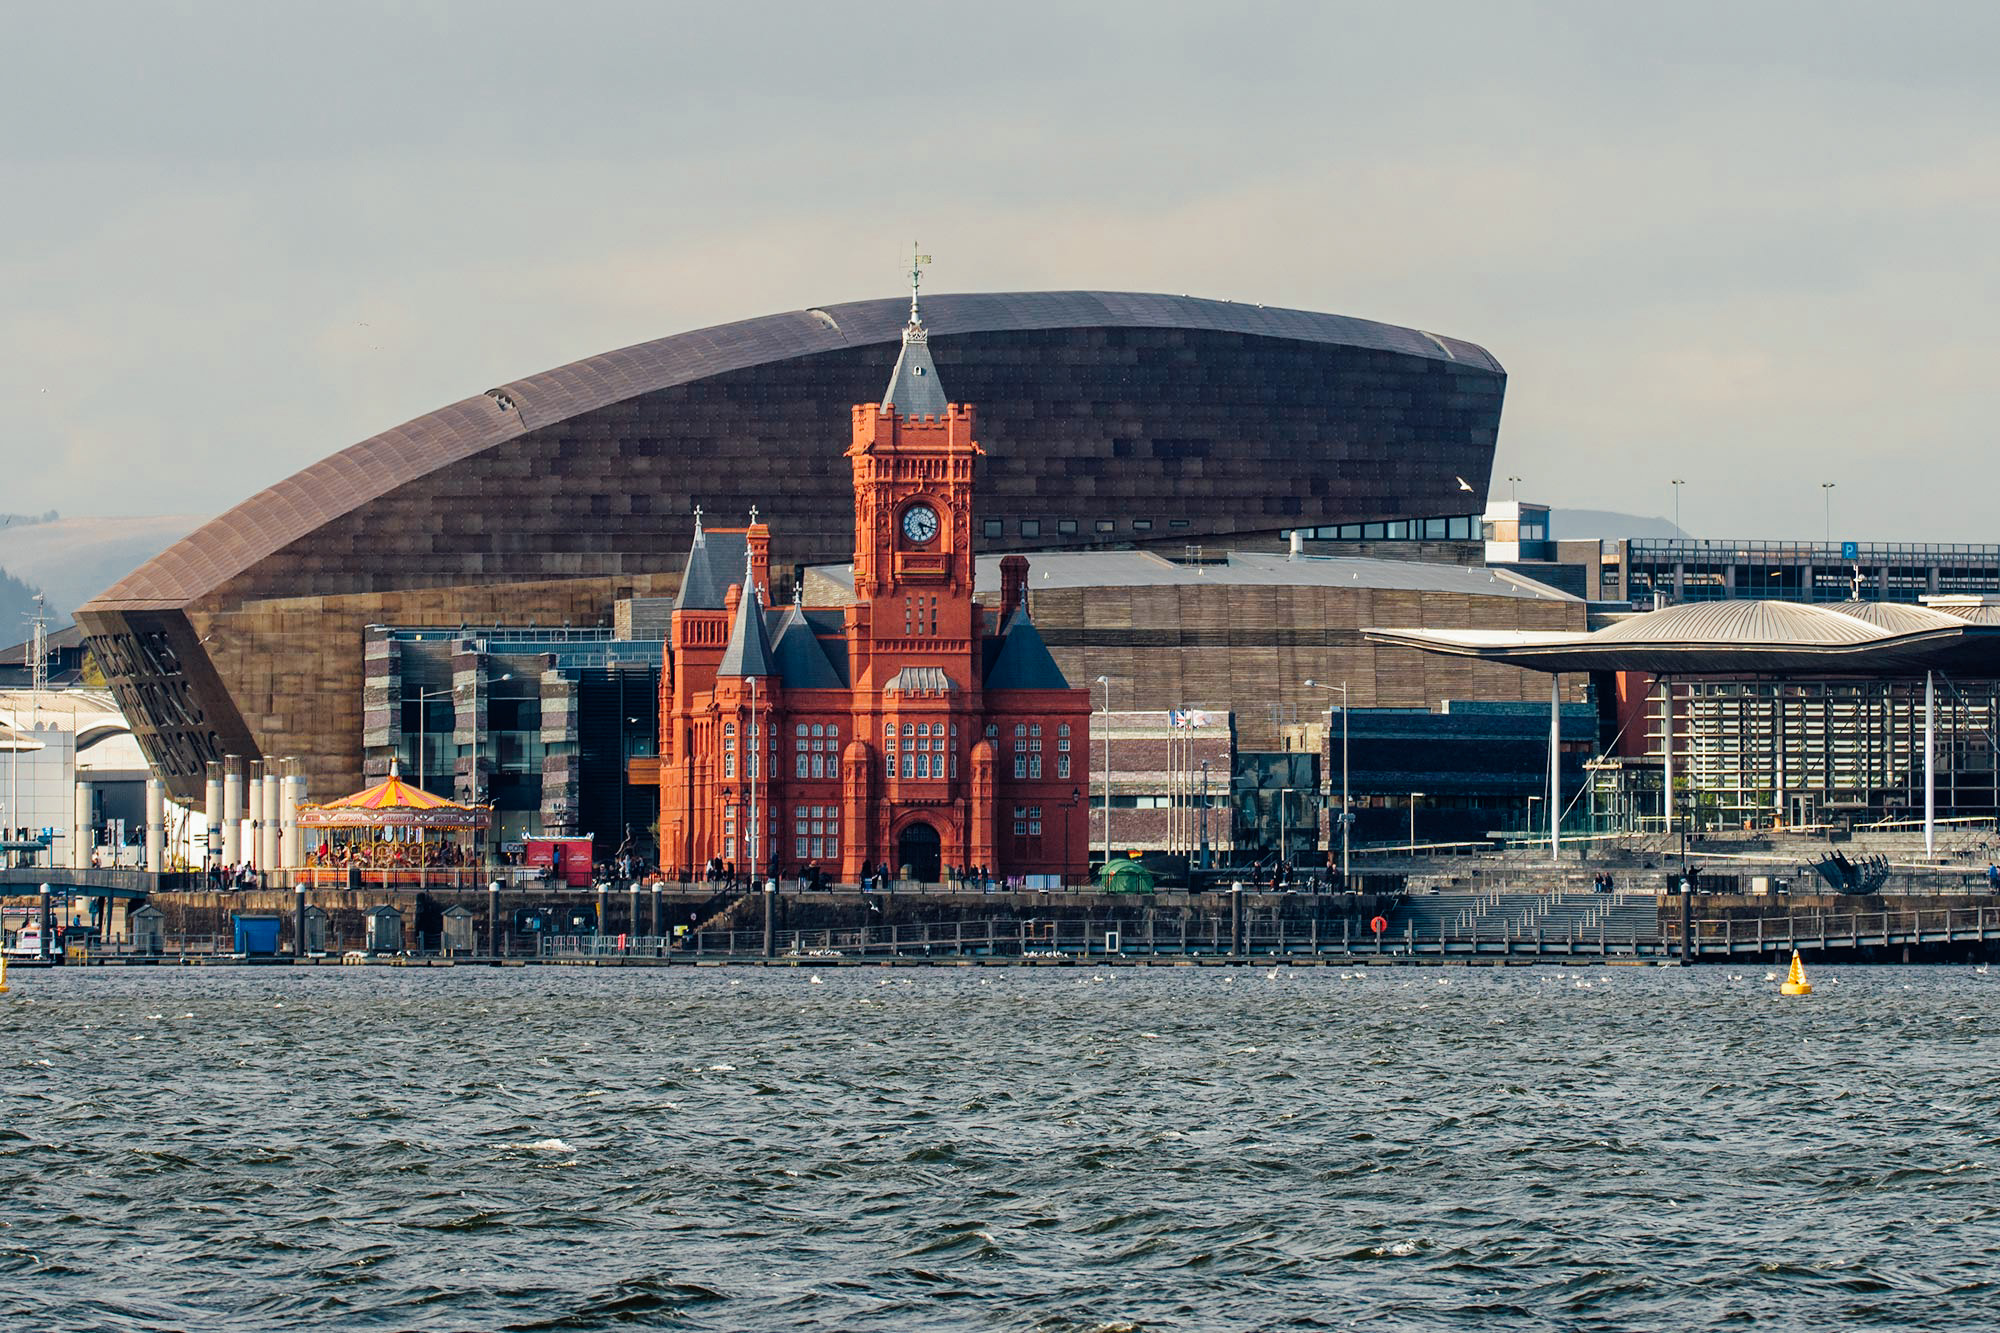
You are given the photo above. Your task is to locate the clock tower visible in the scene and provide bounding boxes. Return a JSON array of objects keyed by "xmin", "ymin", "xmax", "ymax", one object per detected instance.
[{"xmin": 844, "ymin": 280, "xmax": 984, "ymax": 691}]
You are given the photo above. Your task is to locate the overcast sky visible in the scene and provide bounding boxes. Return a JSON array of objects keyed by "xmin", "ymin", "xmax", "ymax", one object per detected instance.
[{"xmin": 4, "ymin": 1, "xmax": 1995, "ymax": 540}]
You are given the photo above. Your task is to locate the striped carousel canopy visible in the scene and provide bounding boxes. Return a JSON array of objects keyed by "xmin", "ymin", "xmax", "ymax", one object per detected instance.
[{"xmin": 298, "ymin": 762, "xmax": 490, "ymax": 829}]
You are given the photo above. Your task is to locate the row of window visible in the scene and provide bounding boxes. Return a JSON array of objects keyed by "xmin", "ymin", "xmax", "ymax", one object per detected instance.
[
  {"xmin": 794, "ymin": 804, "xmax": 840, "ymax": 861},
  {"xmin": 983, "ymin": 517, "xmax": 1192, "ymax": 539},
  {"xmin": 1286, "ymin": 515, "xmax": 1482, "ymax": 542},
  {"xmin": 1013, "ymin": 805, "xmax": 1044, "ymax": 836},
  {"xmin": 721, "ymin": 718, "xmax": 1076, "ymax": 784}
]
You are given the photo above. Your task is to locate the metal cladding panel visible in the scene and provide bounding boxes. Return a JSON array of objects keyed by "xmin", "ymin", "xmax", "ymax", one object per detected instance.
[{"xmin": 77, "ymin": 292, "xmax": 1507, "ymax": 799}]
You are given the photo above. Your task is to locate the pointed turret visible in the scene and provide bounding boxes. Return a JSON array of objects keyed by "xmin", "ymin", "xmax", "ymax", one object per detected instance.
[
  {"xmin": 881, "ymin": 252, "xmax": 949, "ymax": 417},
  {"xmin": 772, "ymin": 604, "xmax": 843, "ymax": 689},
  {"xmin": 717, "ymin": 551, "xmax": 776, "ymax": 679},
  {"xmin": 984, "ymin": 603, "xmax": 1071, "ymax": 691}
]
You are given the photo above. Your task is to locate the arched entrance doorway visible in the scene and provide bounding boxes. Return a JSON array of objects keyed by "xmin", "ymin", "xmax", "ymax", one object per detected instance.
[{"xmin": 897, "ymin": 821, "xmax": 941, "ymax": 884}]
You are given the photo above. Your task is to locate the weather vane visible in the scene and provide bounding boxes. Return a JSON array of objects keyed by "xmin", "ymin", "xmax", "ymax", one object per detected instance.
[{"xmin": 909, "ymin": 242, "xmax": 932, "ymax": 325}]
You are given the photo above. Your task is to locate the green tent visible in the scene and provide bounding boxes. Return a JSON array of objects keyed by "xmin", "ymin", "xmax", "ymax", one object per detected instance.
[{"xmin": 1097, "ymin": 859, "xmax": 1156, "ymax": 894}]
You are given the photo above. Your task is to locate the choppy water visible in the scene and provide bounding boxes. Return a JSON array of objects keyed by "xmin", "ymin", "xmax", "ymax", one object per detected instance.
[{"xmin": 2, "ymin": 965, "xmax": 1997, "ymax": 1331}]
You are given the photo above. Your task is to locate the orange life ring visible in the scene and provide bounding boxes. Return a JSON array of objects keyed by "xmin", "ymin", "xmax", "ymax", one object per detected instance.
[{"xmin": 1370, "ymin": 915, "xmax": 1388, "ymax": 934}]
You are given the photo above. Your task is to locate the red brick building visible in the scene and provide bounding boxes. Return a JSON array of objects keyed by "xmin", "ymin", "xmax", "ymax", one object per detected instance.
[{"xmin": 655, "ymin": 302, "xmax": 1091, "ymax": 884}]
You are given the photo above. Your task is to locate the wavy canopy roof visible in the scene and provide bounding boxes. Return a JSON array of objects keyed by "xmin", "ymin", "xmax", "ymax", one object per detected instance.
[
  {"xmin": 1365, "ymin": 600, "xmax": 2000, "ymax": 676},
  {"xmin": 86, "ymin": 291, "xmax": 1500, "ymax": 612}
]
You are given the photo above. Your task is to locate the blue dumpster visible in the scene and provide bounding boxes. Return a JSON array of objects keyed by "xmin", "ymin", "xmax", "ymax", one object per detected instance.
[{"xmin": 232, "ymin": 914, "xmax": 282, "ymax": 956}]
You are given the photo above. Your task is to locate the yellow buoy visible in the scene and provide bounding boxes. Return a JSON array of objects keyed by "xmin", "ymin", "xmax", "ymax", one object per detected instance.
[
  {"xmin": 1779, "ymin": 949, "xmax": 1812, "ymax": 996},
  {"xmin": 0, "ymin": 955, "xmax": 10, "ymax": 994}
]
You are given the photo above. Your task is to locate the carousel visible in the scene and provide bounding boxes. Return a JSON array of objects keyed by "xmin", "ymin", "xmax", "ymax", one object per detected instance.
[{"xmin": 298, "ymin": 762, "xmax": 492, "ymax": 888}]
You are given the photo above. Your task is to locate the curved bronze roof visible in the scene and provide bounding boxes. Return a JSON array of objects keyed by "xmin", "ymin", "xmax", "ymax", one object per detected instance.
[
  {"xmin": 1365, "ymin": 600, "xmax": 2000, "ymax": 676},
  {"xmin": 86, "ymin": 291, "xmax": 1500, "ymax": 612}
]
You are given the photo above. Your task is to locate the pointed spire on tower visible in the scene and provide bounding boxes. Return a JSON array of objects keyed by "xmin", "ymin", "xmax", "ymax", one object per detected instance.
[
  {"xmin": 717, "ymin": 544, "xmax": 775, "ymax": 679},
  {"xmin": 882, "ymin": 245, "xmax": 948, "ymax": 417}
]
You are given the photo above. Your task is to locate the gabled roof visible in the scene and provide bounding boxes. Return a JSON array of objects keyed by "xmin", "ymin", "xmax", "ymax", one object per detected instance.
[
  {"xmin": 771, "ymin": 604, "xmax": 844, "ymax": 689},
  {"xmin": 881, "ymin": 317, "xmax": 949, "ymax": 417},
  {"xmin": 984, "ymin": 605, "xmax": 1072, "ymax": 691},
  {"xmin": 717, "ymin": 573, "xmax": 775, "ymax": 679}
]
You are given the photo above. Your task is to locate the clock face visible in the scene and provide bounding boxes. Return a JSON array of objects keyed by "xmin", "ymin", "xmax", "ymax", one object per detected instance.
[{"xmin": 901, "ymin": 504, "xmax": 940, "ymax": 544}]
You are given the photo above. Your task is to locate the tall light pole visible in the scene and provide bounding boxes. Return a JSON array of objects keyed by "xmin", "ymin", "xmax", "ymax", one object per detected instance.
[
  {"xmin": 1198, "ymin": 759, "xmax": 1211, "ymax": 871},
  {"xmin": 1095, "ymin": 676, "xmax": 1112, "ymax": 874},
  {"xmin": 412, "ymin": 684, "xmax": 460, "ymax": 791},
  {"xmin": 1821, "ymin": 481, "xmax": 1835, "ymax": 546},
  {"xmin": 1507, "ymin": 475, "xmax": 1521, "ymax": 500},
  {"xmin": 748, "ymin": 675, "xmax": 761, "ymax": 883},
  {"xmin": 1303, "ymin": 680, "xmax": 1350, "ymax": 883},
  {"xmin": 1670, "ymin": 479, "xmax": 1685, "ymax": 538}
]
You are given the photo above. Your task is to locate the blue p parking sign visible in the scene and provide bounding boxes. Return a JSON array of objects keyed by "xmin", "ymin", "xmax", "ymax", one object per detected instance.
[{"xmin": 1840, "ymin": 541, "xmax": 1858, "ymax": 560}]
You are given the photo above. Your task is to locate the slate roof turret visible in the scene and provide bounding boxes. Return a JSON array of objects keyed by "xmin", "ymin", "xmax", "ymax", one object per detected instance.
[{"xmin": 984, "ymin": 604, "xmax": 1071, "ymax": 690}]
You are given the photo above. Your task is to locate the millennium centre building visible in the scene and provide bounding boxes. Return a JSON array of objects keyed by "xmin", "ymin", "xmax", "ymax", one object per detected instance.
[{"xmin": 78, "ymin": 291, "xmax": 1515, "ymax": 812}]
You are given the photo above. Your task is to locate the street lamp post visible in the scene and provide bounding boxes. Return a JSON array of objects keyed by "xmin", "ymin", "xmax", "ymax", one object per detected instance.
[
  {"xmin": 1063, "ymin": 786, "xmax": 1080, "ymax": 884},
  {"xmin": 1095, "ymin": 676, "xmax": 1112, "ymax": 873},
  {"xmin": 1671, "ymin": 479, "xmax": 1685, "ymax": 537},
  {"xmin": 1821, "ymin": 482, "xmax": 1835, "ymax": 546},
  {"xmin": 1303, "ymin": 680, "xmax": 1351, "ymax": 883},
  {"xmin": 412, "ymin": 684, "xmax": 458, "ymax": 791},
  {"xmin": 748, "ymin": 675, "xmax": 761, "ymax": 886},
  {"xmin": 1198, "ymin": 759, "xmax": 1211, "ymax": 871}
]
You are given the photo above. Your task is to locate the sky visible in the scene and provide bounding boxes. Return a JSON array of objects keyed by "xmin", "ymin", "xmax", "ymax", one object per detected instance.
[{"xmin": 4, "ymin": 1, "xmax": 1996, "ymax": 541}]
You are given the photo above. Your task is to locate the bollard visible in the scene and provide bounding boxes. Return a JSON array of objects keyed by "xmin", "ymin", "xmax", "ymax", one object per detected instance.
[
  {"xmin": 488, "ymin": 880, "xmax": 500, "ymax": 960},
  {"xmin": 762, "ymin": 879, "xmax": 776, "ymax": 959},
  {"xmin": 1229, "ymin": 884, "xmax": 1243, "ymax": 959},
  {"xmin": 628, "ymin": 882, "xmax": 640, "ymax": 947},
  {"xmin": 650, "ymin": 884, "xmax": 662, "ymax": 939},
  {"xmin": 1680, "ymin": 889, "xmax": 1693, "ymax": 963},
  {"xmin": 39, "ymin": 884, "xmax": 53, "ymax": 962},
  {"xmin": 294, "ymin": 885, "xmax": 306, "ymax": 959}
]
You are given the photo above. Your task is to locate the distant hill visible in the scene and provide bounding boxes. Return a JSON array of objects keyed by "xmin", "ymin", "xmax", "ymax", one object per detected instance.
[
  {"xmin": 0, "ymin": 514, "xmax": 206, "ymax": 621},
  {"xmin": 1550, "ymin": 509, "xmax": 1690, "ymax": 541}
]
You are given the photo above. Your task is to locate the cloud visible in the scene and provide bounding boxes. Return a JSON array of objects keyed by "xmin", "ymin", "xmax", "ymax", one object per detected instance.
[{"xmin": 2, "ymin": 2, "xmax": 1997, "ymax": 541}]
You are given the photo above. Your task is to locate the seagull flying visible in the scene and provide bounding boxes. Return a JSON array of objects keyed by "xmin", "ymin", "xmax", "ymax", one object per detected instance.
[{"xmin": 1455, "ymin": 476, "xmax": 1474, "ymax": 492}]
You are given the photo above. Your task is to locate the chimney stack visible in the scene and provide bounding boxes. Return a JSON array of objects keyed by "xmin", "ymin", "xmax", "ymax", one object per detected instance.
[{"xmin": 998, "ymin": 555, "xmax": 1029, "ymax": 624}]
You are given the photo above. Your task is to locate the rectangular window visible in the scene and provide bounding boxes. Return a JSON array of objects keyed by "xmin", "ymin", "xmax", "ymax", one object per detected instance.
[
  {"xmin": 1095, "ymin": 519, "xmax": 1116, "ymax": 533},
  {"xmin": 796, "ymin": 837, "xmax": 809, "ymax": 859},
  {"xmin": 1021, "ymin": 519, "xmax": 1041, "ymax": 538},
  {"xmin": 811, "ymin": 754, "xmax": 825, "ymax": 778},
  {"xmin": 1363, "ymin": 522, "xmax": 1385, "ymax": 539},
  {"xmin": 1057, "ymin": 519, "xmax": 1078, "ymax": 536},
  {"xmin": 796, "ymin": 754, "xmax": 809, "ymax": 778},
  {"xmin": 1424, "ymin": 517, "xmax": 1447, "ymax": 539},
  {"xmin": 984, "ymin": 519, "xmax": 1004, "ymax": 539},
  {"xmin": 1057, "ymin": 754, "xmax": 1070, "ymax": 779},
  {"xmin": 1169, "ymin": 518, "xmax": 1190, "ymax": 529},
  {"xmin": 1132, "ymin": 519, "xmax": 1152, "ymax": 532},
  {"xmin": 1014, "ymin": 755, "xmax": 1027, "ymax": 779},
  {"xmin": 903, "ymin": 753, "xmax": 915, "ymax": 778},
  {"xmin": 1030, "ymin": 755, "xmax": 1042, "ymax": 778},
  {"xmin": 1387, "ymin": 520, "xmax": 1410, "ymax": 539},
  {"xmin": 1447, "ymin": 515, "xmax": 1471, "ymax": 539},
  {"xmin": 724, "ymin": 751, "xmax": 735, "ymax": 779},
  {"xmin": 1014, "ymin": 821, "xmax": 1027, "ymax": 836},
  {"xmin": 1057, "ymin": 736, "xmax": 1069, "ymax": 751},
  {"xmin": 1029, "ymin": 820, "xmax": 1042, "ymax": 836}
]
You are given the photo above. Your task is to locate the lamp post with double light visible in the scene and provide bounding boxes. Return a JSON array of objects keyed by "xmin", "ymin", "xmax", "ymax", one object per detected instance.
[{"xmin": 1303, "ymin": 680, "xmax": 1351, "ymax": 884}]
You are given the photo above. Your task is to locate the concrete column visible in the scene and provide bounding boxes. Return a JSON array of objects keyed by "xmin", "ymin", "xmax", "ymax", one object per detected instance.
[
  {"xmin": 145, "ymin": 778, "xmax": 165, "ymax": 873},
  {"xmin": 280, "ymin": 764, "xmax": 302, "ymax": 873},
  {"xmin": 71, "ymin": 781, "xmax": 93, "ymax": 869},
  {"xmin": 1925, "ymin": 670, "xmax": 1936, "ymax": 859},
  {"xmin": 246, "ymin": 763, "xmax": 265, "ymax": 871},
  {"xmin": 222, "ymin": 757, "xmax": 243, "ymax": 866},
  {"xmin": 203, "ymin": 762, "xmax": 223, "ymax": 865},
  {"xmin": 1662, "ymin": 677, "xmax": 1674, "ymax": 835},
  {"xmin": 262, "ymin": 767, "xmax": 282, "ymax": 873},
  {"xmin": 1548, "ymin": 674, "xmax": 1561, "ymax": 863}
]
